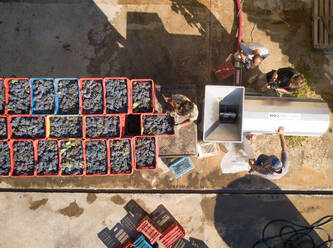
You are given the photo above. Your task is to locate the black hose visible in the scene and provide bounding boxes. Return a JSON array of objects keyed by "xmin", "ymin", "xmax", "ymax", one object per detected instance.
[{"xmin": 252, "ymin": 215, "xmax": 333, "ymax": 248}]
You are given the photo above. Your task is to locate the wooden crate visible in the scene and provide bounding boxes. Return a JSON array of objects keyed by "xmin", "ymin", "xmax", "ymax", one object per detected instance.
[{"xmin": 313, "ymin": 0, "xmax": 333, "ymax": 48}]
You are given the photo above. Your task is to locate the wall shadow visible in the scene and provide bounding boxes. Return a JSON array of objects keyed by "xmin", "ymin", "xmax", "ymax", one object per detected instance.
[
  {"xmin": 242, "ymin": 1, "xmax": 333, "ymax": 110},
  {"xmin": 0, "ymin": 0, "xmax": 238, "ymax": 134},
  {"xmin": 214, "ymin": 175, "xmax": 325, "ymax": 248}
]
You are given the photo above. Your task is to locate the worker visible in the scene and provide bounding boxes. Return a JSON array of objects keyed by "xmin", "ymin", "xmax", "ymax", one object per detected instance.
[
  {"xmin": 265, "ymin": 67, "xmax": 305, "ymax": 94},
  {"xmin": 248, "ymin": 127, "xmax": 288, "ymax": 180},
  {"xmin": 166, "ymin": 94, "xmax": 198, "ymax": 126},
  {"xmin": 235, "ymin": 42, "xmax": 269, "ymax": 70},
  {"xmin": 248, "ymin": 67, "xmax": 305, "ymax": 96}
]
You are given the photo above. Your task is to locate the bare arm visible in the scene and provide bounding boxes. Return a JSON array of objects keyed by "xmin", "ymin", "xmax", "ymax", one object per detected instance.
[
  {"xmin": 276, "ymin": 88, "xmax": 292, "ymax": 94},
  {"xmin": 177, "ymin": 120, "xmax": 193, "ymax": 127},
  {"xmin": 278, "ymin": 127, "xmax": 288, "ymax": 152},
  {"xmin": 248, "ymin": 159, "xmax": 260, "ymax": 172}
]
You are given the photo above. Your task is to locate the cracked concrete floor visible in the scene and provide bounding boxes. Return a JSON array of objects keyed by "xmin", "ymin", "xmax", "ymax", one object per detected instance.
[{"xmin": 1, "ymin": 191, "xmax": 333, "ymax": 247}]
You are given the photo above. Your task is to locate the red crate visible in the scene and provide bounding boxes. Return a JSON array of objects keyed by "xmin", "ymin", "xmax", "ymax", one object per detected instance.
[
  {"xmin": 104, "ymin": 77, "xmax": 130, "ymax": 114},
  {"xmin": 108, "ymin": 138, "xmax": 134, "ymax": 175},
  {"xmin": 0, "ymin": 140, "xmax": 11, "ymax": 177},
  {"xmin": 4, "ymin": 78, "xmax": 31, "ymax": 115},
  {"xmin": 34, "ymin": 139, "xmax": 61, "ymax": 177},
  {"xmin": 130, "ymin": 79, "xmax": 155, "ymax": 114},
  {"xmin": 9, "ymin": 140, "xmax": 36, "ymax": 177},
  {"xmin": 8, "ymin": 115, "xmax": 46, "ymax": 139},
  {"xmin": 122, "ymin": 240, "xmax": 135, "ymax": 248},
  {"xmin": 79, "ymin": 78, "xmax": 104, "ymax": 115},
  {"xmin": 0, "ymin": 78, "xmax": 5, "ymax": 115},
  {"xmin": 160, "ymin": 222, "xmax": 185, "ymax": 248},
  {"xmin": 46, "ymin": 115, "xmax": 83, "ymax": 140},
  {"xmin": 0, "ymin": 114, "xmax": 9, "ymax": 140},
  {"xmin": 83, "ymin": 139, "xmax": 109, "ymax": 176},
  {"xmin": 134, "ymin": 136, "xmax": 158, "ymax": 170},
  {"xmin": 59, "ymin": 139, "xmax": 85, "ymax": 176},
  {"xmin": 213, "ymin": 61, "xmax": 236, "ymax": 81},
  {"xmin": 140, "ymin": 113, "xmax": 175, "ymax": 136},
  {"xmin": 136, "ymin": 216, "xmax": 162, "ymax": 245},
  {"xmin": 83, "ymin": 114, "xmax": 124, "ymax": 139}
]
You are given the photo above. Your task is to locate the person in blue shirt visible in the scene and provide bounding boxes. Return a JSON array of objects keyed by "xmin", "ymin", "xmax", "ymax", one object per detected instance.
[{"xmin": 248, "ymin": 127, "xmax": 289, "ymax": 180}]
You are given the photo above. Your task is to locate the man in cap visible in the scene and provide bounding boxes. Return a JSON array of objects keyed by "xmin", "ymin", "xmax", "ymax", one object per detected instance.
[{"xmin": 248, "ymin": 126, "xmax": 288, "ymax": 180}]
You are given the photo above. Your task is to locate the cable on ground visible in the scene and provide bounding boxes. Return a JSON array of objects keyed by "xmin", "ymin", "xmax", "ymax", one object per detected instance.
[{"xmin": 253, "ymin": 215, "xmax": 333, "ymax": 248}]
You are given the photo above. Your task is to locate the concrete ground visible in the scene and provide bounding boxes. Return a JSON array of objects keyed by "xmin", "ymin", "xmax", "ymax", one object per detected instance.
[
  {"xmin": 1, "ymin": 189, "xmax": 333, "ymax": 247},
  {"xmin": 2, "ymin": 1, "xmax": 333, "ymax": 247},
  {"xmin": 0, "ymin": 0, "xmax": 333, "ymax": 192}
]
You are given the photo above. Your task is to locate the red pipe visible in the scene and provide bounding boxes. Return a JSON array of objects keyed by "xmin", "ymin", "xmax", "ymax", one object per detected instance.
[
  {"xmin": 235, "ymin": 0, "xmax": 242, "ymax": 50},
  {"xmin": 234, "ymin": 0, "xmax": 242, "ymax": 86}
]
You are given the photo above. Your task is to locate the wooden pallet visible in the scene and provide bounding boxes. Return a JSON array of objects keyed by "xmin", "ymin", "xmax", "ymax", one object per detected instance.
[{"xmin": 313, "ymin": 0, "xmax": 333, "ymax": 48}]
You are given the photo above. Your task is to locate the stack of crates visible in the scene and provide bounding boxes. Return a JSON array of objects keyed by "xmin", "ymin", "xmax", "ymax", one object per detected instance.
[
  {"xmin": 136, "ymin": 216, "xmax": 162, "ymax": 245},
  {"xmin": 160, "ymin": 222, "xmax": 185, "ymax": 248},
  {"xmin": 136, "ymin": 216, "xmax": 185, "ymax": 248}
]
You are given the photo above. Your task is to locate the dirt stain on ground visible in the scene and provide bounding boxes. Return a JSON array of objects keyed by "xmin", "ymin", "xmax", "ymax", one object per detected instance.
[
  {"xmin": 111, "ymin": 195, "xmax": 126, "ymax": 205},
  {"xmin": 58, "ymin": 201, "xmax": 84, "ymax": 217},
  {"xmin": 200, "ymin": 196, "xmax": 216, "ymax": 222},
  {"xmin": 29, "ymin": 198, "xmax": 48, "ymax": 210},
  {"xmin": 86, "ymin": 193, "xmax": 97, "ymax": 204}
]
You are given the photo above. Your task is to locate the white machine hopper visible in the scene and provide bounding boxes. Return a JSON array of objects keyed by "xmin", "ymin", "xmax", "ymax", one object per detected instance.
[{"xmin": 203, "ymin": 85, "xmax": 244, "ymax": 143}]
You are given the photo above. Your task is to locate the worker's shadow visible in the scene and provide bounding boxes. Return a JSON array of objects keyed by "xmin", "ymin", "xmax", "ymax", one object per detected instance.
[{"xmin": 214, "ymin": 175, "xmax": 325, "ymax": 248}]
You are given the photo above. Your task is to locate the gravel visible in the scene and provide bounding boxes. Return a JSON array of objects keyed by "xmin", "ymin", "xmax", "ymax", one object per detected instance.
[
  {"xmin": 57, "ymin": 80, "xmax": 79, "ymax": 114},
  {"xmin": 0, "ymin": 142, "xmax": 11, "ymax": 175},
  {"xmin": 86, "ymin": 140, "xmax": 108, "ymax": 175},
  {"xmin": 13, "ymin": 141, "xmax": 35, "ymax": 176},
  {"xmin": 142, "ymin": 114, "xmax": 174, "ymax": 135},
  {"xmin": 110, "ymin": 139, "xmax": 132, "ymax": 174},
  {"xmin": 37, "ymin": 141, "xmax": 59, "ymax": 175},
  {"xmin": 86, "ymin": 116, "xmax": 120, "ymax": 138},
  {"xmin": 135, "ymin": 137, "xmax": 156, "ymax": 169},
  {"xmin": 82, "ymin": 80, "xmax": 104, "ymax": 114},
  {"xmin": 49, "ymin": 116, "xmax": 82, "ymax": 138},
  {"xmin": 0, "ymin": 80, "xmax": 5, "ymax": 114},
  {"xmin": 106, "ymin": 79, "xmax": 128, "ymax": 113},
  {"xmin": 0, "ymin": 117, "xmax": 7, "ymax": 139},
  {"xmin": 132, "ymin": 81, "xmax": 153, "ymax": 113},
  {"xmin": 8, "ymin": 79, "xmax": 30, "ymax": 114},
  {"xmin": 11, "ymin": 117, "xmax": 45, "ymax": 139},
  {"xmin": 60, "ymin": 141, "xmax": 83, "ymax": 175},
  {"xmin": 32, "ymin": 79, "xmax": 55, "ymax": 114}
]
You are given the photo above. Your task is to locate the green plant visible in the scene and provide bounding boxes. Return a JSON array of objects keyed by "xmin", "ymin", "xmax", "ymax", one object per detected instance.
[
  {"xmin": 288, "ymin": 60, "xmax": 317, "ymax": 99},
  {"xmin": 285, "ymin": 136, "xmax": 307, "ymax": 148}
]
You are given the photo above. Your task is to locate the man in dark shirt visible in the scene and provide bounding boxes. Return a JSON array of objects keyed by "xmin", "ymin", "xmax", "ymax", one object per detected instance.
[
  {"xmin": 248, "ymin": 127, "xmax": 289, "ymax": 180},
  {"xmin": 265, "ymin": 67, "xmax": 305, "ymax": 94}
]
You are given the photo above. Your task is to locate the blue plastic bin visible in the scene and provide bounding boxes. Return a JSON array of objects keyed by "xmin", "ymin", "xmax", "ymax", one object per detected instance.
[
  {"xmin": 54, "ymin": 78, "xmax": 80, "ymax": 115},
  {"xmin": 30, "ymin": 78, "xmax": 56, "ymax": 115},
  {"xmin": 168, "ymin": 157, "xmax": 195, "ymax": 179},
  {"xmin": 133, "ymin": 234, "xmax": 158, "ymax": 248}
]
